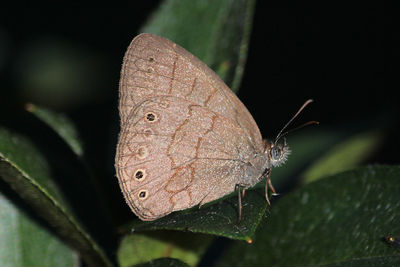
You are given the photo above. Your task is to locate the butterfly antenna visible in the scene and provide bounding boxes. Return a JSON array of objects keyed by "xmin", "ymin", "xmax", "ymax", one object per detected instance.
[
  {"xmin": 275, "ymin": 99, "xmax": 316, "ymax": 143},
  {"xmin": 277, "ymin": 120, "xmax": 320, "ymax": 141}
]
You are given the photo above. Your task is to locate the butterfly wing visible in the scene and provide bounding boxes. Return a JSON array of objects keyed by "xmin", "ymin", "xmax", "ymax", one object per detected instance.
[
  {"xmin": 116, "ymin": 34, "xmax": 266, "ymax": 220},
  {"xmin": 116, "ymin": 96, "xmax": 257, "ymax": 220}
]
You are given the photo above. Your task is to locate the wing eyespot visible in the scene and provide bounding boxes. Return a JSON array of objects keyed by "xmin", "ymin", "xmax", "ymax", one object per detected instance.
[
  {"xmin": 136, "ymin": 146, "xmax": 148, "ymax": 159},
  {"xmin": 134, "ymin": 169, "xmax": 146, "ymax": 181},
  {"xmin": 144, "ymin": 112, "xmax": 158, "ymax": 122},
  {"xmin": 138, "ymin": 190, "xmax": 148, "ymax": 199}
]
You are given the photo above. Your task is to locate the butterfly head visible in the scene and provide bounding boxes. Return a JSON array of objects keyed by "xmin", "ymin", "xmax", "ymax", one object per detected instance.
[{"xmin": 266, "ymin": 139, "xmax": 291, "ymax": 168}]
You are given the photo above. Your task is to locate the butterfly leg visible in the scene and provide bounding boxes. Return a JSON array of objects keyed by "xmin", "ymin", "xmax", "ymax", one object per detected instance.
[
  {"xmin": 235, "ymin": 184, "xmax": 246, "ymax": 223},
  {"xmin": 265, "ymin": 168, "xmax": 276, "ymax": 205}
]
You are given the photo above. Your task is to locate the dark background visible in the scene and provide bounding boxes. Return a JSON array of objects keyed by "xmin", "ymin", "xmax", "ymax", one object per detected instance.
[
  {"xmin": 1, "ymin": 3, "xmax": 396, "ymax": 145},
  {"xmin": 0, "ymin": 2, "xmax": 398, "ymax": 261}
]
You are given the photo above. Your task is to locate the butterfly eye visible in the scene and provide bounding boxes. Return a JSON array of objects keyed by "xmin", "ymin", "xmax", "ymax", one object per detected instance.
[{"xmin": 271, "ymin": 147, "xmax": 281, "ymax": 160}]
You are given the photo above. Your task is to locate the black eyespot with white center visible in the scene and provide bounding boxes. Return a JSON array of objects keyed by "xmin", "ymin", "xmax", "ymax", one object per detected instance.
[
  {"xmin": 145, "ymin": 112, "xmax": 158, "ymax": 122},
  {"xmin": 134, "ymin": 169, "xmax": 146, "ymax": 181},
  {"xmin": 138, "ymin": 190, "xmax": 148, "ymax": 199}
]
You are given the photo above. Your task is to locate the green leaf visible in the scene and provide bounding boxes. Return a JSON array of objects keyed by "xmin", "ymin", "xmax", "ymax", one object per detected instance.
[
  {"xmin": 135, "ymin": 258, "xmax": 190, "ymax": 267},
  {"xmin": 117, "ymin": 232, "xmax": 211, "ymax": 267},
  {"xmin": 317, "ymin": 256, "xmax": 400, "ymax": 267},
  {"xmin": 0, "ymin": 128, "xmax": 69, "ymax": 209},
  {"xmin": 0, "ymin": 128, "xmax": 112, "ymax": 267},
  {"xmin": 140, "ymin": 0, "xmax": 256, "ymax": 92},
  {"xmin": 25, "ymin": 103, "xmax": 84, "ymax": 157},
  {"xmin": 0, "ymin": 193, "xmax": 78, "ymax": 267},
  {"xmin": 302, "ymin": 130, "xmax": 383, "ymax": 183},
  {"xmin": 217, "ymin": 165, "xmax": 400, "ymax": 267}
]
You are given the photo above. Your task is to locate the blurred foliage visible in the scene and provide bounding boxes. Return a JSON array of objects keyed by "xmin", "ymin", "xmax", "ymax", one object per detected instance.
[
  {"xmin": 0, "ymin": 128, "xmax": 112, "ymax": 267},
  {"xmin": 302, "ymin": 130, "xmax": 383, "ymax": 184},
  {"xmin": 0, "ymin": 1, "xmax": 398, "ymax": 267},
  {"xmin": 117, "ymin": 232, "xmax": 211, "ymax": 267},
  {"xmin": 13, "ymin": 38, "xmax": 107, "ymax": 110},
  {"xmin": 141, "ymin": 0, "xmax": 255, "ymax": 93},
  {"xmin": 0, "ymin": 193, "xmax": 78, "ymax": 267},
  {"xmin": 25, "ymin": 103, "xmax": 84, "ymax": 157}
]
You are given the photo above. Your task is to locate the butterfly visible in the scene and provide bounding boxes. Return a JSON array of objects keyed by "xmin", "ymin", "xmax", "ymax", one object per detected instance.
[{"xmin": 115, "ymin": 33, "xmax": 316, "ymax": 221}]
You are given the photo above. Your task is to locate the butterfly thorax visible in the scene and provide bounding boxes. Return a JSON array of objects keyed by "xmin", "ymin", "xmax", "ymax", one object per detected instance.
[
  {"xmin": 240, "ymin": 139, "xmax": 290, "ymax": 188},
  {"xmin": 239, "ymin": 152, "xmax": 266, "ymax": 188}
]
